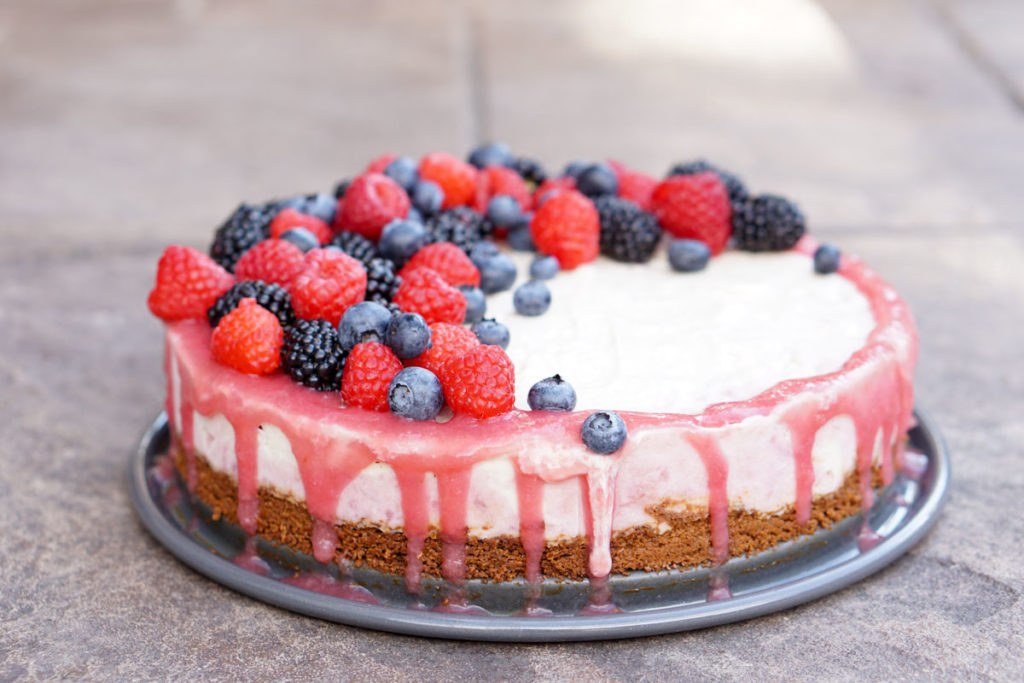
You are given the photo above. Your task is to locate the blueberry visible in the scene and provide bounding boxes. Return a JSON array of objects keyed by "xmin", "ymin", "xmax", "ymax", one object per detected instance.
[
  {"xmin": 576, "ymin": 163, "xmax": 619, "ymax": 198},
  {"xmin": 581, "ymin": 411, "xmax": 628, "ymax": 454},
  {"xmin": 406, "ymin": 206, "xmax": 424, "ymax": 224},
  {"xmin": 469, "ymin": 240, "xmax": 500, "ymax": 265},
  {"xmin": 386, "ymin": 312, "xmax": 432, "ymax": 359},
  {"xmin": 527, "ymin": 375, "xmax": 576, "ymax": 412},
  {"xmin": 529, "ymin": 255, "xmax": 559, "ymax": 280},
  {"xmin": 388, "ymin": 367, "xmax": 445, "ymax": 420},
  {"xmin": 476, "ymin": 253, "xmax": 518, "ymax": 294},
  {"xmin": 378, "ymin": 219, "xmax": 429, "ymax": 268},
  {"xmin": 668, "ymin": 239, "xmax": 711, "ymax": 273},
  {"xmin": 279, "ymin": 227, "xmax": 319, "ymax": 253},
  {"xmin": 486, "ymin": 195, "xmax": 523, "ymax": 228},
  {"xmin": 302, "ymin": 192, "xmax": 338, "ymax": 224},
  {"xmin": 471, "ymin": 318, "xmax": 510, "ymax": 349},
  {"xmin": 384, "ymin": 156, "xmax": 419, "ymax": 191},
  {"xmin": 468, "ymin": 142, "xmax": 513, "ymax": 169},
  {"xmin": 513, "ymin": 280, "xmax": 551, "ymax": 316},
  {"xmin": 411, "ymin": 180, "xmax": 444, "ymax": 216},
  {"xmin": 507, "ymin": 224, "xmax": 535, "ymax": 252},
  {"xmin": 458, "ymin": 285, "xmax": 487, "ymax": 324},
  {"xmin": 813, "ymin": 244, "xmax": 841, "ymax": 274},
  {"xmin": 338, "ymin": 301, "xmax": 393, "ymax": 351},
  {"xmin": 563, "ymin": 161, "xmax": 587, "ymax": 178}
]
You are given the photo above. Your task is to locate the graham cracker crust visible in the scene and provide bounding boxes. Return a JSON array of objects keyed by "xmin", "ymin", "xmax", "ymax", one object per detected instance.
[{"xmin": 175, "ymin": 448, "xmax": 881, "ymax": 582}]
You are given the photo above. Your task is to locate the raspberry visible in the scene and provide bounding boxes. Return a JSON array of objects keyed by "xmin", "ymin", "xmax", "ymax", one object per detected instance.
[
  {"xmin": 210, "ymin": 298, "xmax": 283, "ymax": 375},
  {"xmin": 419, "ymin": 152, "xmax": 477, "ymax": 209},
  {"xmin": 529, "ymin": 190, "xmax": 600, "ymax": 270},
  {"xmin": 393, "ymin": 267, "xmax": 467, "ymax": 325},
  {"xmin": 147, "ymin": 245, "xmax": 235, "ymax": 322},
  {"xmin": 233, "ymin": 239, "xmax": 306, "ymax": 287},
  {"xmin": 365, "ymin": 153, "xmax": 398, "ymax": 174},
  {"xmin": 268, "ymin": 208, "xmax": 331, "ymax": 245},
  {"xmin": 668, "ymin": 160, "xmax": 749, "ymax": 207},
  {"xmin": 399, "ymin": 242, "xmax": 480, "ymax": 288},
  {"xmin": 439, "ymin": 345, "xmax": 515, "ymax": 419},
  {"xmin": 290, "ymin": 248, "xmax": 368, "ymax": 326},
  {"xmin": 617, "ymin": 169, "xmax": 657, "ymax": 211},
  {"xmin": 408, "ymin": 322, "xmax": 480, "ymax": 375},
  {"xmin": 471, "ymin": 166, "xmax": 532, "ymax": 214},
  {"xmin": 533, "ymin": 176, "xmax": 576, "ymax": 206},
  {"xmin": 341, "ymin": 341, "xmax": 403, "ymax": 411},
  {"xmin": 651, "ymin": 172, "xmax": 731, "ymax": 255},
  {"xmin": 334, "ymin": 173, "xmax": 410, "ymax": 241}
]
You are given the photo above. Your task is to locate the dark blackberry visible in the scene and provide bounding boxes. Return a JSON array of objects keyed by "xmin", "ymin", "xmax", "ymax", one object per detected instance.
[
  {"xmin": 593, "ymin": 196, "xmax": 662, "ymax": 263},
  {"xmin": 207, "ymin": 280, "xmax": 296, "ymax": 329},
  {"xmin": 329, "ymin": 230, "xmax": 378, "ymax": 266},
  {"xmin": 280, "ymin": 319, "xmax": 347, "ymax": 391},
  {"xmin": 209, "ymin": 202, "xmax": 279, "ymax": 272},
  {"xmin": 333, "ymin": 178, "xmax": 352, "ymax": 199},
  {"xmin": 511, "ymin": 157, "xmax": 548, "ymax": 186},
  {"xmin": 731, "ymin": 194, "xmax": 806, "ymax": 252},
  {"xmin": 365, "ymin": 257, "xmax": 401, "ymax": 305},
  {"xmin": 425, "ymin": 206, "xmax": 488, "ymax": 253},
  {"xmin": 668, "ymin": 159, "xmax": 749, "ymax": 206}
]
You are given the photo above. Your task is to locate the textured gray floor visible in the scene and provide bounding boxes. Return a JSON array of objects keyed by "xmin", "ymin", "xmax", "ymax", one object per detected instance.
[{"xmin": 2, "ymin": 0, "xmax": 1022, "ymax": 679}]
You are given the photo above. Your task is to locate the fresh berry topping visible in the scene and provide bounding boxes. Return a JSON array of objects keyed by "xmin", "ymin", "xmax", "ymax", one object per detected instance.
[
  {"xmin": 471, "ymin": 318, "xmax": 510, "ymax": 349},
  {"xmin": 533, "ymin": 176, "xmax": 576, "ymax": 206},
  {"xmin": 468, "ymin": 142, "xmax": 514, "ymax": 169},
  {"xmin": 233, "ymin": 238, "xmax": 306, "ymax": 287},
  {"xmin": 388, "ymin": 367, "xmax": 445, "ymax": 421},
  {"xmin": 651, "ymin": 172, "xmax": 731, "ymax": 255},
  {"xmin": 148, "ymin": 245, "xmax": 235, "ymax": 322},
  {"xmin": 581, "ymin": 411, "xmax": 628, "ymax": 454},
  {"xmin": 486, "ymin": 195, "xmax": 525, "ymax": 229},
  {"xmin": 365, "ymin": 153, "xmax": 398, "ymax": 174},
  {"xmin": 333, "ymin": 178, "xmax": 351, "ymax": 199},
  {"xmin": 668, "ymin": 159, "xmax": 749, "ymax": 206},
  {"xmin": 269, "ymin": 208, "xmax": 331, "ymax": 244},
  {"xmin": 419, "ymin": 152, "xmax": 477, "ymax": 209},
  {"xmin": 617, "ymin": 169, "xmax": 658, "ymax": 211},
  {"xmin": 731, "ymin": 195, "xmax": 806, "ymax": 252},
  {"xmin": 207, "ymin": 280, "xmax": 295, "ymax": 329},
  {"xmin": 341, "ymin": 341, "xmax": 403, "ymax": 411},
  {"xmin": 668, "ymin": 239, "xmax": 711, "ymax": 273},
  {"xmin": 529, "ymin": 255, "xmax": 559, "ymax": 280},
  {"xmin": 473, "ymin": 166, "xmax": 532, "ymax": 215},
  {"xmin": 290, "ymin": 249, "xmax": 367, "ymax": 326},
  {"xmin": 385, "ymin": 312, "xmax": 433, "ymax": 359},
  {"xmin": 425, "ymin": 206, "xmax": 487, "ymax": 254},
  {"xmin": 364, "ymin": 256, "xmax": 402, "ymax": 306},
  {"xmin": 406, "ymin": 206, "xmax": 424, "ymax": 224},
  {"xmin": 511, "ymin": 157, "xmax": 548, "ymax": 186},
  {"xmin": 513, "ymin": 280, "xmax": 552, "ymax": 316},
  {"xmin": 279, "ymin": 192, "xmax": 338, "ymax": 226},
  {"xmin": 469, "ymin": 240, "xmax": 500, "ymax": 262},
  {"xmin": 335, "ymin": 173, "xmax": 410, "ymax": 241},
  {"xmin": 814, "ymin": 244, "xmax": 841, "ymax": 274},
  {"xmin": 209, "ymin": 202, "xmax": 278, "ymax": 272},
  {"xmin": 527, "ymin": 375, "xmax": 577, "ymax": 412},
  {"xmin": 439, "ymin": 345, "xmax": 516, "ymax": 419},
  {"xmin": 473, "ymin": 251, "xmax": 518, "ymax": 294},
  {"xmin": 400, "ymin": 242, "xmax": 480, "ymax": 288},
  {"xmin": 410, "ymin": 179, "xmax": 445, "ymax": 216},
  {"xmin": 210, "ymin": 298, "xmax": 283, "ymax": 375},
  {"xmin": 393, "ymin": 267, "xmax": 467, "ymax": 325},
  {"xmin": 384, "ymin": 156, "xmax": 419, "ymax": 191},
  {"xmin": 328, "ymin": 230, "xmax": 378, "ymax": 266},
  {"xmin": 280, "ymin": 318, "xmax": 347, "ymax": 391},
  {"xmin": 563, "ymin": 161, "xmax": 588, "ymax": 178},
  {"xmin": 529, "ymin": 190, "xmax": 600, "ymax": 270},
  {"xmin": 458, "ymin": 285, "xmax": 487, "ymax": 324},
  {"xmin": 507, "ymin": 224, "xmax": 536, "ymax": 252},
  {"xmin": 594, "ymin": 196, "xmax": 662, "ymax": 263},
  {"xmin": 338, "ymin": 301, "xmax": 394, "ymax": 352},
  {"xmin": 279, "ymin": 228, "xmax": 319, "ymax": 253},
  {"xmin": 575, "ymin": 163, "xmax": 619, "ymax": 198},
  {"xmin": 408, "ymin": 322, "xmax": 480, "ymax": 375},
  {"xmin": 378, "ymin": 219, "xmax": 430, "ymax": 268}
]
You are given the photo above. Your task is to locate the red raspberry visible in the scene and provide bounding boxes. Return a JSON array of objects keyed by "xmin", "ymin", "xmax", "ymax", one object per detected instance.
[
  {"xmin": 290, "ymin": 248, "xmax": 367, "ymax": 326},
  {"xmin": 439, "ymin": 345, "xmax": 515, "ymax": 419},
  {"xmin": 529, "ymin": 190, "xmax": 600, "ymax": 270},
  {"xmin": 408, "ymin": 322, "xmax": 480, "ymax": 375},
  {"xmin": 471, "ymin": 165, "xmax": 533, "ymax": 214},
  {"xmin": 342, "ymin": 341, "xmax": 403, "ymax": 411},
  {"xmin": 399, "ymin": 242, "xmax": 480, "ymax": 288},
  {"xmin": 419, "ymin": 152, "xmax": 477, "ymax": 209},
  {"xmin": 617, "ymin": 169, "xmax": 658, "ymax": 211},
  {"xmin": 651, "ymin": 172, "xmax": 731, "ymax": 255},
  {"xmin": 147, "ymin": 245, "xmax": 234, "ymax": 322},
  {"xmin": 334, "ymin": 173, "xmax": 410, "ymax": 241},
  {"xmin": 364, "ymin": 153, "xmax": 398, "ymax": 174},
  {"xmin": 269, "ymin": 208, "xmax": 331, "ymax": 244},
  {"xmin": 210, "ymin": 298, "xmax": 283, "ymax": 375},
  {"xmin": 533, "ymin": 176, "xmax": 576, "ymax": 206},
  {"xmin": 393, "ymin": 267, "xmax": 467, "ymax": 325},
  {"xmin": 233, "ymin": 239, "xmax": 306, "ymax": 287},
  {"xmin": 605, "ymin": 159, "xmax": 629, "ymax": 177}
]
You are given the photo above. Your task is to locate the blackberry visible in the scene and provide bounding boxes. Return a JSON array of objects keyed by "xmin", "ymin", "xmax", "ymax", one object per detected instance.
[
  {"xmin": 329, "ymin": 230, "xmax": 378, "ymax": 266},
  {"xmin": 425, "ymin": 206, "xmax": 488, "ymax": 253},
  {"xmin": 209, "ymin": 202, "xmax": 279, "ymax": 272},
  {"xmin": 511, "ymin": 157, "xmax": 548, "ymax": 186},
  {"xmin": 280, "ymin": 319, "xmax": 347, "ymax": 391},
  {"xmin": 593, "ymin": 196, "xmax": 662, "ymax": 263},
  {"xmin": 333, "ymin": 178, "xmax": 352, "ymax": 199},
  {"xmin": 668, "ymin": 159, "xmax": 749, "ymax": 206},
  {"xmin": 207, "ymin": 280, "xmax": 296, "ymax": 329},
  {"xmin": 365, "ymin": 257, "xmax": 401, "ymax": 305},
  {"xmin": 731, "ymin": 194, "xmax": 806, "ymax": 252}
]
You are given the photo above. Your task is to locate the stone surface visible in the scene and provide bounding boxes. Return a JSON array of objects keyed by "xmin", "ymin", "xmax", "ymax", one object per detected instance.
[{"xmin": 2, "ymin": 0, "xmax": 1022, "ymax": 679}]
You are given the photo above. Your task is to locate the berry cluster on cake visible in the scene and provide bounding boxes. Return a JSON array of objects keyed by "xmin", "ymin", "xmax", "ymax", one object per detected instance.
[{"xmin": 147, "ymin": 145, "xmax": 917, "ymax": 595}]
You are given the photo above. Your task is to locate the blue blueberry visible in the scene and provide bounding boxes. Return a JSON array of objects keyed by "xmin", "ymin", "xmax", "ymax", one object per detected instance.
[
  {"xmin": 476, "ymin": 253, "xmax": 518, "ymax": 294},
  {"xmin": 813, "ymin": 244, "xmax": 841, "ymax": 274},
  {"xmin": 378, "ymin": 219, "xmax": 429, "ymax": 268},
  {"xmin": 411, "ymin": 180, "xmax": 444, "ymax": 216},
  {"xmin": 469, "ymin": 240, "xmax": 500, "ymax": 263},
  {"xmin": 406, "ymin": 206, "xmax": 424, "ymax": 224},
  {"xmin": 305, "ymin": 192, "xmax": 338, "ymax": 224},
  {"xmin": 388, "ymin": 367, "xmax": 445, "ymax": 421},
  {"xmin": 507, "ymin": 224, "xmax": 535, "ymax": 252},
  {"xmin": 668, "ymin": 239, "xmax": 711, "ymax": 273},
  {"xmin": 529, "ymin": 255, "xmax": 559, "ymax": 280},
  {"xmin": 513, "ymin": 280, "xmax": 551, "ymax": 316},
  {"xmin": 384, "ymin": 156, "xmax": 419, "ymax": 191},
  {"xmin": 468, "ymin": 142, "xmax": 513, "ymax": 169},
  {"xmin": 527, "ymin": 375, "xmax": 577, "ymax": 412},
  {"xmin": 458, "ymin": 285, "xmax": 487, "ymax": 324},
  {"xmin": 471, "ymin": 318, "xmax": 510, "ymax": 349},
  {"xmin": 486, "ymin": 195, "xmax": 523, "ymax": 228},
  {"xmin": 563, "ymin": 161, "xmax": 588, "ymax": 179},
  {"xmin": 279, "ymin": 227, "xmax": 319, "ymax": 253},
  {"xmin": 575, "ymin": 163, "xmax": 619, "ymax": 198},
  {"xmin": 386, "ymin": 312, "xmax": 432, "ymax": 359},
  {"xmin": 338, "ymin": 301, "xmax": 393, "ymax": 352},
  {"xmin": 581, "ymin": 411, "xmax": 628, "ymax": 454}
]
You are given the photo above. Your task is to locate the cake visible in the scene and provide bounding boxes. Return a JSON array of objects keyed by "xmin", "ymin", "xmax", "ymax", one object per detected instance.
[{"xmin": 147, "ymin": 147, "xmax": 917, "ymax": 600}]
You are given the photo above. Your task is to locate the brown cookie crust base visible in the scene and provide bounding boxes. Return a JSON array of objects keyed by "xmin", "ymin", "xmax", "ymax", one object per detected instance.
[{"xmin": 176, "ymin": 447, "xmax": 881, "ymax": 582}]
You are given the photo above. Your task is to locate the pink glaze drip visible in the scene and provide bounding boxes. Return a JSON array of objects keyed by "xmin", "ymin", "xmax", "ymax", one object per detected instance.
[
  {"xmin": 579, "ymin": 574, "xmax": 619, "ymax": 615},
  {"xmin": 708, "ymin": 572, "xmax": 732, "ymax": 601},
  {"xmin": 233, "ymin": 537, "xmax": 269, "ymax": 575},
  {"xmin": 311, "ymin": 518, "xmax": 339, "ymax": 564},
  {"xmin": 234, "ymin": 426, "xmax": 260, "ymax": 535},
  {"xmin": 583, "ymin": 464, "xmax": 618, "ymax": 578},
  {"xmin": 436, "ymin": 468, "xmax": 473, "ymax": 586},
  {"xmin": 394, "ymin": 468, "xmax": 429, "ymax": 594},
  {"xmin": 281, "ymin": 572, "xmax": 378, "ymax": 604},
  {"xmin": 687, "ymin": 432, "xmax": 730, "ymax": 566},
  {"xmin": 783, "ymin": 405, "xmax": 823, "ymax": 528},
  {"xmin": 515, "ymin": 471, "xmax": 547, "ymax": 585}
]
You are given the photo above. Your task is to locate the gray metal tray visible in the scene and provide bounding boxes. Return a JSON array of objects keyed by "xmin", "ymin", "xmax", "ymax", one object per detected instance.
[{"xmin": 128, "ymin": 409, "xmax": 948, "ymax": 642}]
